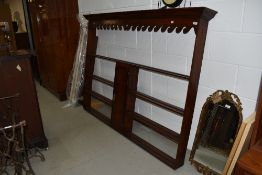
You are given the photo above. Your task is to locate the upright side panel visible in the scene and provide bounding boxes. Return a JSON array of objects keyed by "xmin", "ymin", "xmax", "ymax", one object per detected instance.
[
  {"xmin": 251, "ymin": 78, "xmax": 262, "ymax": 146},
  {"xmin": 83, "ymin": 25, "xmax": 97, "ymax": 109},
  {"xmin": 111, "ymin": 62, "xmax": 129, "ymax": 131},
  {"xmin": 111, "ymin": 62, "xmax": 139, "ymax": 132},
  {"xmin": 176, "ymin": 19, "xmax": 209, "ymax": 165},
  {"xmin": 124, "ymin": 66, "xmax": 139, "ymax": 135}
]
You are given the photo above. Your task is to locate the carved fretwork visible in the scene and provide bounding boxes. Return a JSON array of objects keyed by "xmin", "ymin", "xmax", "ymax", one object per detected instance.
[{"xmin": 94, "ymin": 21, "xmax": 196, "ymax": 34}]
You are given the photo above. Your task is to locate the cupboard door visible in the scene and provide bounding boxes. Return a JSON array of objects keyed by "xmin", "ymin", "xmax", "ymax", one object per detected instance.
[{"xmin": 28, "ymin": 0, "xmax": 79, "ymax": 100}]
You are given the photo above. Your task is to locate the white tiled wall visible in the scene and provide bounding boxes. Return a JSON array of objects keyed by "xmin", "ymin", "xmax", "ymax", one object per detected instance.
[{"xmin": 79, "ymin": 0, "xmax": 262, "ymax": 149}]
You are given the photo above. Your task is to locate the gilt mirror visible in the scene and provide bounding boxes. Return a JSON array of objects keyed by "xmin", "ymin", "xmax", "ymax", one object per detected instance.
[{"xmin": 190, "ymin": 90, "xmax": 243, "ymax": 175}]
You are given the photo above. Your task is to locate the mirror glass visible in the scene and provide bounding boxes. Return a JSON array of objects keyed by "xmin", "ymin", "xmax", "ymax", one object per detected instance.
[{"xmin": 190, "ymin": 90, "xmax": 243, "ymax": 175}]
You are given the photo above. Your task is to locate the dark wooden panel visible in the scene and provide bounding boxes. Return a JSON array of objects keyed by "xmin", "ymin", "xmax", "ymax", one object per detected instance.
[
  {"xmin": 82, "ymin": 32, "xmax": 98, "ymax": 107},
  {"xmin": 84, "ymin": 7, "xmax": 216, "ymax": 22},
  {"xmin": 123, "ymin": 65, "xmax": 139, "ymax": 134},
  {"xmin": 111, "ymin": 62, "xmax": 129, "ymax": 131},
  {"xmin": 251, "ymin": 78, "xmax": 262, "ymax": 146},
  {"xmin": 109, "ymin": 62, "xmax": 139, "ymax": 133},
  {"xmin": 28, "ymin": 0, "xmax": 79, "ymax": 100},
  {"xmin": 176, "ymin": 19, "xmax": 209, "ymax": 164},
  {"xmin": 0, "ymin": 56, "xmax": 48, "ymax": 148},
  {"xmin": 235, "ymin": 149, "xmax": 262, "ymax": 175},
  {"xmin": 235, "ymin": 78, "xmax": 262, "ymax": 174},
  {"xmin": 15, "ymin": 32, "xmax": 30, "ymax": 50}
]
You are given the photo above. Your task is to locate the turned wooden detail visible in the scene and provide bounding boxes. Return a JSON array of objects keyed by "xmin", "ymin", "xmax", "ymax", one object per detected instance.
[{"xmin": 83, "ymin": 7, "xmax": 217, "ymax": 170}]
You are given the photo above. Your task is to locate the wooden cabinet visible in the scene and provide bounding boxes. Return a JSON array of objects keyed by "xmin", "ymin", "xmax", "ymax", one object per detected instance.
[
  {"xmin": 234, "ymin": 78, "xmax": 262, "ymax": 174},
  {"xmin": 0, "ymin": 55, "xmax": 48, "ymax": 148},
  {"xmin": 28, "ymin": 0, "xmax": 79, "ymax": 100},
  {"xmin": 15, "ymin": 32, "xmax": 30, "ymax": 50}
]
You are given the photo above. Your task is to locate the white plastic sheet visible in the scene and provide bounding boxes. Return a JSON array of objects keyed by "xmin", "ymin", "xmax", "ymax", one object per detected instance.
[{"xmin": 64, "ymin": 15, "xmax": 88, "ymax": 107}]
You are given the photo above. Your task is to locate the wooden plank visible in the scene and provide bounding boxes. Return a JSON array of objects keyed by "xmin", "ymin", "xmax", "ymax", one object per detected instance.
[
  {"xmin": 92, "ymin": 75, "xmax": 114, "ymax": 87},
  {"xmin": 93, "ymin": 54, "xmax": 190, "ymax": 80},
  {"xmin": 223, "ymin": 112, "xmax": 256, "ymax": 175},
  {"xmin": 84, "ymin": 7, "xmax": 217, "ymax": 22},
  {"xmin": 82, "ymin": 34, "xmax": 98, "ymax": 108},
  {"xmin": 176, "ymin": 19, "xmax": 209, "ymax": 164},
  {"xmin": 136, "ymin": 92, "xmax": 184, "ymax": 116}
]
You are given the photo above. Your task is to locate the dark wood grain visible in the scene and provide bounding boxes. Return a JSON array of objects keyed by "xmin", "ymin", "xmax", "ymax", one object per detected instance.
[
  {"xmin": 235, "ymin": 78, "xmax": 262, "ymax": 174},
  {"xmin": 123, "ymin": 65, "xmax": 139, "ymax": 134},
  {"xmin": 111, "ymin": 62, "xmax": 139, "ymax": 132},
  {"xmin": 15, "ymin": 32, "xmax": 30, "ymax": 50},
  {"xmin": 82, "ymin": 32, "xmax": 98, "ymax": 108},
  {"xmin": 84, "ymin": 7, "xmax": 216, "ymax": 23},
  {"xmin": 136, "ymin": 92, "xmax": 184, "ymax": 116},
  {"xmin": 92, "ymin": 75, "xmax": 114, "ymax": 87},
  {"xmin": 28, "ymin": 0, "xmax": 79, "ymax": 100},
  {"xmin": 93, "ymin": 54, "xmax": 189, "ymax": 80},
  {"xmin": 251, "ymin": 77, "xmax": 262, "ymax": 146},
  {"xmin": 176, "ymin": 19, "xmax": 209, "ymax": 164},
  {"xmin": 235, "ymin": 149, "xmax": 262, "ymax": 175},
  {"xmin": 0, "ymin": 56, "xmax": 48, "ymax": 148}
]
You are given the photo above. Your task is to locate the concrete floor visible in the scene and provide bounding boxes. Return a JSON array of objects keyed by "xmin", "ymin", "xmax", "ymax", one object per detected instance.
[{"xmin": 31, "ymin": 84, "xmax": 201, "ymax": 175}]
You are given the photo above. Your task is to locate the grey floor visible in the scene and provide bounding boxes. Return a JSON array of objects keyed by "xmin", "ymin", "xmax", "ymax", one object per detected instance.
[{"xmin": 31, "ymin": 84, "xmax": 200, "ymax": 175}]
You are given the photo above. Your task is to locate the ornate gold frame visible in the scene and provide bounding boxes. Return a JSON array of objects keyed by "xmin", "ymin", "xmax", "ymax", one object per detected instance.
[{"xmin": 189, "ymin": 90, "xmax": 243, "ymax": 175}]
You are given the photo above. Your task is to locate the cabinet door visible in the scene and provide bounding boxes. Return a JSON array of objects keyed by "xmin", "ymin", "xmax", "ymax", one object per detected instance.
[
  {"xmin": 28, "ymin": 0, "xmax": 50, "ymax": 86},
  {"xmin": 28, "ymin": 0, "xmax": 79, "ymax": 99}
]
